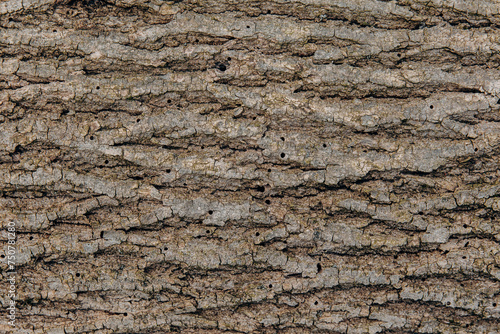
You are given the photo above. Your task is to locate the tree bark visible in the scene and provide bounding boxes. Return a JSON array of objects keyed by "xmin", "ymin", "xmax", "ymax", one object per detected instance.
[{"xmin": 1, "ymin": 0, "xmax": 500, "ymax": 333}]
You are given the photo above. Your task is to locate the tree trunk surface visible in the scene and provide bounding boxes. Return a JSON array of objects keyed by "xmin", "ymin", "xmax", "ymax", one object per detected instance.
[{"xmin": 1, "ymin": 0, "xmax": 500, "ymax": 333}]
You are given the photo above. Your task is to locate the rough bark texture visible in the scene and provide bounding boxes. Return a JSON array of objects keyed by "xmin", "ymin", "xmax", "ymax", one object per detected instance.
[{"xmin": 1, "ymin": 0, "xmax": 500, "ymax": 333}]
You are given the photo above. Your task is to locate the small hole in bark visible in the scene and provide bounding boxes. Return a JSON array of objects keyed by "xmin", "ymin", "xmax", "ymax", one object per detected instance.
[
  {"xmin": 96, "ymin": 86, "xmax": 100, "ymax": 90},
  {"xmin": 314, "ymin": 301, "xmax": 318, "ymax": 305},
  {"xmin": 100, "ymin": 231, "xmax": 104, "ymax": 238},
  {"xmin": 256, "ymin": 185, "xmax": 265, "ymax": 192},
  {"xmin": 167, "ymin": 99, "xmax": 172, "ymax": 103},
  {"xmin": 0, "ymin": 255, "xmax": 4, "ymax": 258},
  {"xmin": 136, "ymin": 119, "xmax": 140, "ymax": 123},
  {"xmin": 183, "ymin": 183, "xmax": 187, "ymax": 186},
  {"xmin": 206, "ymin": 230, "xmax": 210, "ymax": 234},
  {"xmin": 397, "ymin": 53, "xmax": 401, "ymax": 57},
  {"xmin": 462, "ymin": 256, "xmax": 466, "ymax": 259},
  {"xmin": 217, "ymin": 63, "xmax": 226, "ymax": 71},
  {"xmin": 429, "ymin": 105, "xmax": 433, "ymax": 109},
  {"xmin": 104, "ymin": 160, "xmax": 109, "ymax": 164},
  {"xmin": 164, "ymin": 247, "xmax": 168, "ymax": 251},
  {"xmin": 227, "ymin": 57, "xmax": 231, "ymax": 61},
  {"xmin": 317, "ymin": 263, "xmax": 322, "ymax": 272},
  {"xmin": 247, "ymin": 25, "xmax": 250, "ymax": 28},
  {"xmin": 323, "ymin": 143, "xmax": 327, "ymax": 148},
  {"xmin": 280, "ymin": 153, "xmax": 286, "ymax": 158},
  {"xmin": 463, "ymin": 224, "xmax": 468, "ymax": 228},
  {"xmin": 280, "ymin": 137, "xmax": 285, "ymax": 141},
  {"xmin": 265, "ymin": 199, "xmax": 271, "ymax": 205},
  {"xmin": 267, "ymin": 10, "xmax": 271, "ymax": 14},
  {"xmin": 124, "ymin": 313, "xmax": 128, "ymax": 316},
  {"xmin": 195, "ymin": 39, "xmax": 199, "ymax": 43},
  {"xmin": 267, "ymin": 169, "xmax": 271, "ymax": 172},
  {"xmin": 256, "ymin": 232, "xmax": 260, "ymax": 236},
  {"xmin": 76, "ymin": 273, "xmax": 81, "ymax": 277},
  {"xmin": 53, "ymin": 29, "xmax": 57, "ymax": 33},
  {"xmin": 363, "ymin": 150, "xmax": 367, "ymax": 153},
  {"xmin": 269, "ymin": 284, "xmax": 272, "ymax": 288},
  {"xmin": 29, "ymin": 236, "xmax": 33, "ymax": 240},
  {"xmin": 208, "ymin": 210, "xmax": 213, "ymax": 215},
  {"xmin": 13, "ymin": 145, "xmax": 24, "ymax": 154},
  {"xmin": 493, "ymin": 303, "xmax": 497, "ymax": 307},
  {"xmin": 474, "ymin": 148, "xmax": 478, "ymax": 152},
  {"xmin": 253, "ymin": 116, "xmax": 256, "ymax": 120},
  {"xmin": 464, "ymin": 241, "xmax": 469, "ymax": 247},
  {"xmin": 446, "ymin": 301, "xmax": 451, "ymax": 305},
  {"xmin": 90, "ymin": 136, "xmax": 94, "ymax": 140},
  {"xmin": 166, "ymin": 169, "xmax": 171, "ymax": 173}
]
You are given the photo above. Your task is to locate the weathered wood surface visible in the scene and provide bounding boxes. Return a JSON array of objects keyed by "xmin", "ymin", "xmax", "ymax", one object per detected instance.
[{"xmin": 1, "ymin": 0, "xmax": 500, "ymax": 333}]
